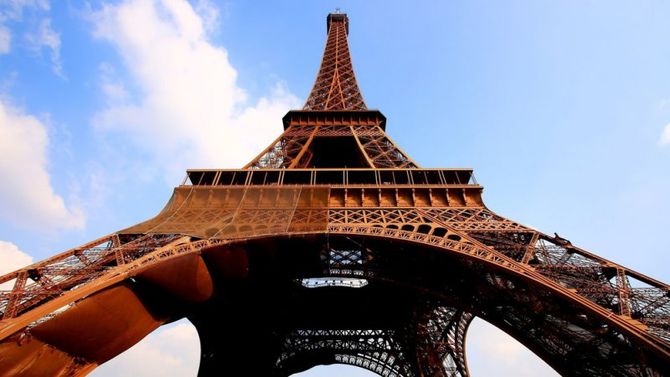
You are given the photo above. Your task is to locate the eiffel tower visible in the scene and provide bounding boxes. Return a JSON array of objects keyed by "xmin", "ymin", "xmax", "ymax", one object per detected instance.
[{"xmin": 1, "ymin": 12, "xmax": 669, "ymax": 377}]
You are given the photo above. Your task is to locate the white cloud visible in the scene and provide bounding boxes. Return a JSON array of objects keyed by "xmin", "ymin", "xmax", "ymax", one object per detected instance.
[
  {"xmin": 466, "ymin": 318, "xmax": 558, "ymax": 376},
  {"xmin": 25, "ymin": 18, "xmax": 62, "ymax": 76},
  {"xmin": 0, "ymin": 240, "xmax": 33, "ymax": 290},
  {"xmin": 91, "ymin": 320, "xmax": 200, "ymax": 377},
  {"xmin": 660, "ymin": 123, "xmax": 670, "ymax": 146},
  {"xmin": 89, "ymin": 0, "xmax": 300, "ymax": 182},
  {"xmin": 0, "ymin": 101, "xmax": 85, "ymax": 230}
]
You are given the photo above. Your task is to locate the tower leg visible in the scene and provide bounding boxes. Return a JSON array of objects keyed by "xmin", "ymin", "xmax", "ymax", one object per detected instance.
[{"xmin": 417, "ymin": 307, "xmax": 473, "ymax": 377}]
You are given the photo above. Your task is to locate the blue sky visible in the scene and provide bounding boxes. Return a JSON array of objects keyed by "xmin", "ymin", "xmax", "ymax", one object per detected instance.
[{"xmin": 1, "ymin": 1, "xmax": 669, "ymax": 376}]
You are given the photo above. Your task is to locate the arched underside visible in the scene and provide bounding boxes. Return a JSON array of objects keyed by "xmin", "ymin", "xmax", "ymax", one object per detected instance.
[{"xmin": 0, "ymin": 231, "xmax": 667, "ymax": 377}]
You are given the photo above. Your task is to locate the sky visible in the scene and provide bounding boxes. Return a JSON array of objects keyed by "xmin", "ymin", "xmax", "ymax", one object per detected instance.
[{"xmin": 0, "ymin": 0, "xmax": 669, "ymax": 376}]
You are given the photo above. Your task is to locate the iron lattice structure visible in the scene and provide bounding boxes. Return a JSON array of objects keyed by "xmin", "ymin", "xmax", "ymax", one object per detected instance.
[{"xmin": 1, "ymin": 12, "xmax": 669, "ymax": 377}]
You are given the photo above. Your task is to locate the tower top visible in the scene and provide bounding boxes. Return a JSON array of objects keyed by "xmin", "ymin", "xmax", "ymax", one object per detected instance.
[
  {"xmin": 327, "ymin": 12, "xmax": 348, "ymax": 34},
  {"xmin": 303, "ymin": 12, "xmax": 366, "ymax": 111}
]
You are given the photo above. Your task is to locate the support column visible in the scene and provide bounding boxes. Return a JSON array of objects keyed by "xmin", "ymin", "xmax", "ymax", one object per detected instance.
[{"xmin": 417, "ymin": 307, "xmax": 473, "ymax": 377}]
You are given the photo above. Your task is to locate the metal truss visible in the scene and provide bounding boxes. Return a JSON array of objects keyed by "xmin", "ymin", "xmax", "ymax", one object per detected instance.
[
  {"xmin": 416, "ymin": 307, "xmax": 473, "ymax": 377},
  {"xmin": 245, "ymin": 124, "xmax": 417, "ymax": 169},
  {"xmin": 303, "ymin": 13, "xmax": 366, "ymax": 111},
  {"xmin": 355, "ymin": 126, "xmax": 417, "ymax": 168},
  {"xmin": 0, "ymin": 11, "xmax": 668, "ymax": 377},
  {"xmin": 1, "ymin": 202, "xmax": 667, "ymax": 375},
  {"xmin": 277, "ymin": 329, "xmax": 415, "ymax": 377},
  {"xmin": 0, "ymin": 234, "xmax": 181, "ymax": 321}
]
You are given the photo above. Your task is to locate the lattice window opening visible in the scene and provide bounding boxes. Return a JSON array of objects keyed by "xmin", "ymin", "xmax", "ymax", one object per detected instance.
[
  {"xmin": 300, "ymin": 277, "xmax": 369, "ymax": 289},
  {"xmin": 628, "ymin": 288, "xmax": 670, "ymax": 342},
  {"xmin": 542, "ymin": 313, "xmax": 616, "ymax": 352},
  {"xmin": 317, "ymin": 247, "xmax": 369, "ymax": 279},
  {"xmin": 328, "ymin": 249, "xmax": 364, "ymax": 266},
  {"xmin": 534, "ymin": 267, "xmax": 622, "ymax": 310},
  {"xmin": 0, "ymin": 274, "xmax": 19, "ymax": 292},
  {"xmin": 441, "ymin": 355, "xmax": 461, "ymax": 376},
  {"xmin": 576, "ymin": 289, "xmax": 620, "ymax": 312},
  {"xmin": 334, "ymin": 354, "xmax": 405, "ymax": 377},
  {"xmin": 3, "ymin": 293, "xmax": 59, "ymax": 320},
  {"xmin": 628, "ymin": 288, "xmax": 670, "ymax": 317},
  {"xmin": 427, "ymin": 209, "xmax": 529, "ymax": 232},
  {"xmin": 282, "ymin": 331, "xmax": 396, "ymax": 352},
  {"xmin": 619, "ymin": 272, "xmax": 664, "ymax": 290},
  {"xmin": 1, "ymin": 242, "xmax": 113, "ymax": 290},
  {"xmin": 532, "ymin": 238, "xmax": 603, "ymax": 268},
  {"xmin": 559, "ymin": 269, "xmax": 670, "ymax": 321},
  {"xmin": 536, "ymin": 265, "xmax": 609, "ymax": 286},
  {"xmin": 0, "ymin": 298, "xmax": 8, "ymax": 316},
  {"xmin": 252, "ymin": 139, "xmax": 291, "ymax": 168},
  {"xmin": 296, "ymin": 248, "xmax": 369, "ymax": 288},
  {"xmin": 1, "ymin": 245, "xmax": 122, "ymax": 319},
  {"xmin": 484, "ymin": 272, "xmax": 518, "ymax": 291},
  {"xmin": 468, "ymin": 231, "xmax": 534, "ymax": 261},
  {"xmin": 643, "ymin": 321, "xmax": 670, "ymax": 343}
]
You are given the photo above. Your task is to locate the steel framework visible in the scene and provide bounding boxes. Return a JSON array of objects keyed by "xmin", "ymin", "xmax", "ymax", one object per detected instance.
[{"xmin": 1, "ymin": 12, "xmax": 669, "ymax": 377}]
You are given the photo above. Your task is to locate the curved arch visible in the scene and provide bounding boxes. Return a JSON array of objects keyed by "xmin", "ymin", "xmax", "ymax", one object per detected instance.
[
  {"xmin": 275, "ymin": 329, "xmax": 413, "ymax": 377},
  {"xmin": 325, "ymin": 224, "xmax": 670, "ymax": 361},
  {"xmin": 0, "ymin": 229, "xmax": 668, "ymax": 376},
  {"xmin": 294, "ymin": 365, "xmax": 379, "ymax": 376}
]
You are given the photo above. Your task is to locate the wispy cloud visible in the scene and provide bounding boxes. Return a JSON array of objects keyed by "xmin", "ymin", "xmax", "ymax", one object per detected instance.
[
  {"xmin": 99, "ymin": 62, "xmax": 130, "ymax": 104},
  {"xmin": 25, "ymin": 17, "xmax": 63, "ymax": 77},
  {"xmin": 0, "ymin": 100, "xmax": 85, "ymax": 231},
  {"xmin": 660, "ymin": 123, "xmax": 670, "ymax": 146},
  {"xmin": 88, "ymin": 0, "xmax": 300, "ymax": 183},
  {"xmin": 0, "ymin": 24, "xmax": 10, "ymax": 53},
  {"xmin": 2, "ymin": 0, "xmax": 50, "ymax": 17},
  {"xmin": 192, "ymin": 0, "xmax": 219, "ymax": 33},
  {"xmin": 0, "ymin": 0, "xmax": 51, "ymax": 55}
]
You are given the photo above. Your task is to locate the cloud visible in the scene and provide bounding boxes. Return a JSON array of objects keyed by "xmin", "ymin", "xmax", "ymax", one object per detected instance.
[
  {"xmin": 192, "ymin": 0, "xmax": 219, "ymax": 33},
  {"xmin": 0, "ymin": 24, "xmax": 10, "ymax": 53},
  {"xmin": 91, "ymin": 320, "xmax": 200, "ymax": 377},
  {"xmin": 90, "ymin": 317, "xmax": 556, "ymax": 377},
  {"xmin": 660, "ymin": 123, "xmax": 670, "ymax": 146},
  {"xmin": 25, "ymin": 18, "xmax": 62, "ymax": 76},
  {"xmin": 0, "ymin": 100, "xmax": 85, "ymax": 230},
  {"xmin": 466, "ymin": 318, "xmax": 558, "ymax": 376},
  {"xmin": 0, "ymin": 0, "xmax": 49, "ymax": 21},
  {"xmin": 99, "ymin": 62, "xmax": 130, "ymax": 104},
  {"xmin": 89, "ymin": 0, "xmax": 300, "ymax": 182},
  {"xmin": 0, "ymin": 0, "xmax": 51, "ymax": 55},
  {"xmin": 0, "ymin": 240, "xmax": 33, "ymax": 290}
]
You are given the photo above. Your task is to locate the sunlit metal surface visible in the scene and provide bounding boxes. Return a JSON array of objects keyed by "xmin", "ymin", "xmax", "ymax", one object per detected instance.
[{"xmin": 0, "ymin": 12, "xmax": 668, "ymax": 377}]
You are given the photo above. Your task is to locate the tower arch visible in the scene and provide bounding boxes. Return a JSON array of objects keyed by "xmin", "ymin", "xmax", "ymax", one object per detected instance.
[{"xmin": 0, "ymin": 11, "xmax": 668, "ymax": 377}]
